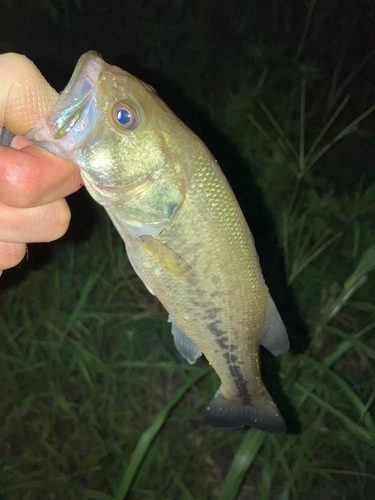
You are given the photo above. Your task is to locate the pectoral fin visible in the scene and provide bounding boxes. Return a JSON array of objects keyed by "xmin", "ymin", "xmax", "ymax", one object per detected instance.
[
  {"xmin": 168, "ymin": 315, "xmax": 202, "ymax": 364},
  {"xmin": 137, "ymin": 234, "xmax": 198, "ymax": 286},
  {"xmin": 260, "ymin": 295, "xmax": 289, "ymax": 356}
]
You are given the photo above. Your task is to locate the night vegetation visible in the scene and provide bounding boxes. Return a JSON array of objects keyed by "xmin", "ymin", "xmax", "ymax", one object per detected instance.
[{"xmin": 0, "ymin": 1, "xmax": 374, "ymax": 498}]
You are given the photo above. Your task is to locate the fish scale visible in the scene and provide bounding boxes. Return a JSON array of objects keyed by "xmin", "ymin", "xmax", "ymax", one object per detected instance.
[
  {"xmin": 27, "ymin": 51, "xmax": 290, "ymax": 433},
  {"xmin": 122, "ymin": 140, "xmax": 271, "ymax": 414}
]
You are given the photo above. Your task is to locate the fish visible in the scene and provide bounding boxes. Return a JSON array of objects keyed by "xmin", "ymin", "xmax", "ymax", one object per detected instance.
[{"xmin": 27, "ymin": 51, "xmax": 289, "ymax": 433}]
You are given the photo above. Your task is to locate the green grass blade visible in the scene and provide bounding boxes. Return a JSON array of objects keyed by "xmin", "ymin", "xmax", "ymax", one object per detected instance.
[
  {"xmin": 322, "ymin": 321, "xmax": 375, "ymax": 367},
  {"xmin": 288, "ymin": 230, "xmax": 343, "ymax": 284},
  {"xmin": 293, "ymin": 381, "xmax": 373, "ymax": 442},
  {"xmin": 219, "ymin": 429, "xmax": 265, "ymax": 500},
  {"xmin": 305, "ymin": 95, "xmax": 350, "ymax": 163},
  {"xmin": 248, "ymin": 114, "xmax": 295, "ymax": 169},
  {"xmin": 63, "ymin": 264, "xmax": 106, "ymax": 335},
  {"xmin": 260, "ymin": 102, "xmax": 299, "ymax": 162},
  {"xmin": 344, "ymin": 245, "xmax": 375, "ymax": 292},
  {"xmin": 308, "ymin": 103, "xmax": 375, "ymax": 169},
  {"xmin": 114, "ymin": 367, "xmax": 211, "ymax": 500},
  {"xmin": 82, "ymin": 489, "xmax": 114, "ymax": 500},
  {"xmin": 324, "ymin": 325, "xmax": 375, "ymax": 362},
  {"xmin": 323, "ymin": 276, "xmax": 367, "ymax": 323},
  {"xmin": 306, "ymin": 357, "xmax": 375, "ymax": 437},
  {"xmin": 306, "ymin": 468, "xmax": 375, "ymax": 479},
  {"xmin": 295, "ymin": 0, "xmax": 317, "ymax": 61},
  {"xmin": 174, "ymin": 477, "xmax": 197, "ymax": 499},
  {"xmin": 299, "ymin": 80, "xmax": 306, "ymax": 176}
]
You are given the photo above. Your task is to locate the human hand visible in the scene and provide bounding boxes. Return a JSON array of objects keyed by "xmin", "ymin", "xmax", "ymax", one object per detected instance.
[{"xmin": 0, "ymin": 53, "xmax": 82, "ymax": 277}]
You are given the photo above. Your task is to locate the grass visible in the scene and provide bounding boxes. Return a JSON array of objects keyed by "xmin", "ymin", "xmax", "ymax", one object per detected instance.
[
  {"xmin": 1, "ymin": 171, "xmax": 374, "ymax": 499},
  {"xmin": 1, "ymin": 1, "xmax": 375, "ymax": 498}
]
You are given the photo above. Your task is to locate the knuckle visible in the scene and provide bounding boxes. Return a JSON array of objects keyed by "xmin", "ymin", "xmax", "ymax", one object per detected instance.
[
  {"xmin": 11, "ymin": 186, "xmax": 34, "ymax": 208},
  {"xmin": 2, "ymin": 167, "xmax": 37, "ymax": 209},
  {"xmin": 9, "ymin": 167, "xmax": 44, "ymax": 209},
  {"xmin": 47, "ymin": 200, "xmax": 71, "ymax": 241}
]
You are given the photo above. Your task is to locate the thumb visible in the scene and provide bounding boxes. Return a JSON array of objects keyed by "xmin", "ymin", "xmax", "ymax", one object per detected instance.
[{"xmin": 0, "ymin": 53, "xmax": 59, "ymax": 135}]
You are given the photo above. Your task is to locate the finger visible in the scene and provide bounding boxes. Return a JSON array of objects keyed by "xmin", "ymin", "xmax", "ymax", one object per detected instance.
[
  {"xmin": 0, "ymin": 53, "xmax": 59, "ymax": 135},
  {"xmin": 0, "ymin": 144, "xmax": 82, "ymax": 208},
  {"xmin": 0, "ymin": 241, "xmax": 26, "ymax": 271},
  {"xmin": 0, "ymin": 198, "xmax": 71, "ymax": 243}
]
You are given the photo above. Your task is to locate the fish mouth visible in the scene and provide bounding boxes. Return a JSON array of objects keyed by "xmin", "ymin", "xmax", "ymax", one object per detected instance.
[
  {"xmin": 48, "ymin": 51, "xmax": 102, "ymax": 139},
  {"xmin": 27, "ymin": 51, "xmax": 104, "ymax": 155}
]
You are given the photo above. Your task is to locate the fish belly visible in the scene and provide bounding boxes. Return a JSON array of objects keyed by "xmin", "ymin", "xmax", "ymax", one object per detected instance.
[{"xmin": 121, "ymin": 152, "xmax": 287, "ymax": 432}]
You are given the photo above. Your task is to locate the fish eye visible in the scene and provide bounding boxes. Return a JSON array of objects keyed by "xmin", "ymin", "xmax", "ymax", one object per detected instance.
[{"xmin": 111, "ymin": 101, "xmax": 140, "ymax": 130}]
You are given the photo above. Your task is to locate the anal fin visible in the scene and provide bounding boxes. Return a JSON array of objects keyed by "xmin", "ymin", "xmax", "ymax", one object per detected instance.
[
  {"xmin": 260, "ymin": 295, "xmax": 290, "ymax": 356},
  {"xmin": 168, "ymin": 315, "xmax": 202, "ymax": 364}
]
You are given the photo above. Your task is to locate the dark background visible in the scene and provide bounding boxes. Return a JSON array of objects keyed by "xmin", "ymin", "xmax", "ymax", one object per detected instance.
[
  {"xmin": 0, "ymin": 1, "xmax": 374, "ymax": 498},
  {"xmin": 1, "ymin": 0, "xmax": 374, "ymax": 344}
]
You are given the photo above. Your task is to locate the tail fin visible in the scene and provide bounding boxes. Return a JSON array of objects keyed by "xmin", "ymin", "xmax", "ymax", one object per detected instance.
[{"xmin": 205, "ymin": 389, "xmax": 286, "ymax": 434}]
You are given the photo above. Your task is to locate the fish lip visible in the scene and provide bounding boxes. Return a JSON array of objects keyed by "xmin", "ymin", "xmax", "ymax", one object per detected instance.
[
  {"xmin": 28, "ymin": 52, "xmax": 105, "ymax": 152},
  {"xmin": 54, "ymin": 51, "xmax": 103, "ymax": 111},
  {"xmin": 48, "ymin": 52, "xmax": 102, "ymax": 138}
]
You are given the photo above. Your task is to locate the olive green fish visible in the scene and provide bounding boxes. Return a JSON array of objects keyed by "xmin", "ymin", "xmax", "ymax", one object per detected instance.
[{"xmin": 28, "ymin": 52, "xmax": 289, "ymax": 433}]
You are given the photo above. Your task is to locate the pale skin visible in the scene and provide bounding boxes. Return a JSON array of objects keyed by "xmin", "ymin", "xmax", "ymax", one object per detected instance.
[{"xmin": 0, "ymin": 53, "xmax": 82, "ymax": 276}]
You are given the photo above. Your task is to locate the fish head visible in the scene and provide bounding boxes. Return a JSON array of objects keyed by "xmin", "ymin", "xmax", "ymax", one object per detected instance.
[{"xmin": 28, "ymin": 51, "xmax": 187, "ymax": 211}]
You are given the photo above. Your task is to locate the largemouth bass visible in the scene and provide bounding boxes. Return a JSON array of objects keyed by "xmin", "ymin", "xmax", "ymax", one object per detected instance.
[{"xmin": 27, "ymin": 52, "xmax": 289, "ymax": 433}]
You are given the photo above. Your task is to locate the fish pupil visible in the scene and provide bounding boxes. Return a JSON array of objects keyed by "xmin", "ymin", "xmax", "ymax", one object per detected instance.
[{"xmin": 117, "ymin": 109, "xmax": 131, "ymax": 125}]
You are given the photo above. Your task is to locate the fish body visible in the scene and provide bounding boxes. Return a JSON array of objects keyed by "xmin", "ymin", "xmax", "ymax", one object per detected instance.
[{"xmin": 28, "ymin": 52, "xmax": 289, "ymax": 433}]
